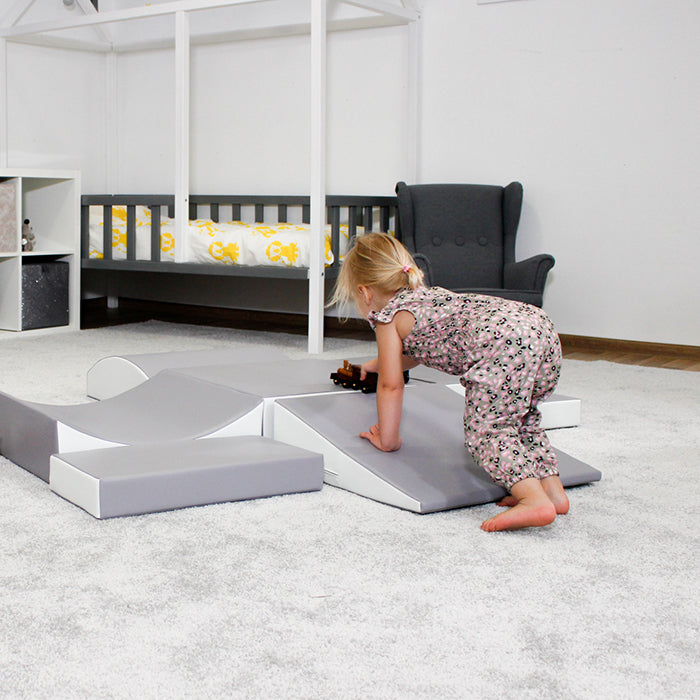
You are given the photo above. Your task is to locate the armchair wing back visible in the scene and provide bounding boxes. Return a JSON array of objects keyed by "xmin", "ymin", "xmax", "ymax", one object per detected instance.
[{"xmin": 395, "ymin": 181, "xmax": 554, "ymax": 307}]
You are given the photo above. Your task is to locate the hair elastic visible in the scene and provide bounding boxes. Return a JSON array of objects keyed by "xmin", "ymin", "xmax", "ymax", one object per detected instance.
[{"xmin": 402, "ymin": 265, "xmax": 410, "ymax": 273}]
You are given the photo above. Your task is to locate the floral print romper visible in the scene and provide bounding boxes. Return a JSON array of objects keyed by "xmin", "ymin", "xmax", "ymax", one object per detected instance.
[{"xmin": 368, "ymin": 286, "xmax": 562, "ymax": 490}]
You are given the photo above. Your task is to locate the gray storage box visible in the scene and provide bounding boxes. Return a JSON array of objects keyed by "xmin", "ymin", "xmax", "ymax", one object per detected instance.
[{"xmin": 22, "ymin": 260, "xmax": 69, "ymax": 330}]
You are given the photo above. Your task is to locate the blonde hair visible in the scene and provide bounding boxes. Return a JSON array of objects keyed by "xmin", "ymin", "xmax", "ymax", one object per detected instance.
[{"xmin": 329, "ymin": 232, "xmax": 425, "ymax": 310}]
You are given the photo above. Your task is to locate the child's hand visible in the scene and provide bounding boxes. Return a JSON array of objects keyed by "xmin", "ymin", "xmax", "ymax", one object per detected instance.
[
  {"xmin": 360, "ymin": 424, "xmax": 402, "ymax": 452},
  {"xmin": 360, "ymin": 358, "xmax": 379, "ymax": 380}
]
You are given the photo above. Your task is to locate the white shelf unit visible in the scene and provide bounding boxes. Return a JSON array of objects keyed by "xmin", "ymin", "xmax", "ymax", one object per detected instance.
[{"xmin": 0, "ymin": 169, "xmax": 80, "ymax": 333}]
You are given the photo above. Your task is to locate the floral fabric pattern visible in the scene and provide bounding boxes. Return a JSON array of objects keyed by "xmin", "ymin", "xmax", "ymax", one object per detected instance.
[{"xmin": 368, "ymin": 286, "xmax": 562, "ymax": 490}]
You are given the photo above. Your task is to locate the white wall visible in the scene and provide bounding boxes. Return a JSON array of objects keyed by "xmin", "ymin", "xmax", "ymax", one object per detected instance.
[
  {"xmin": 5, "ymin": 42, "xmax": 105, "ymax": 185},
  {"xmin": 418, "ymin": 0, "xmax": 700, "ymax": 345},
  {"xmin": 116, "ymin": 25, "xmax": 408, "ymax": 195},
  {"xmin": 2, "ymin": 0, "xmax": 698, "ymax": 345}
]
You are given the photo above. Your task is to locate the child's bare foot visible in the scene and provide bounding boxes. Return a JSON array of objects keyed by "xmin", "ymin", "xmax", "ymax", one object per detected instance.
[
  {"xmin": 496, "ymin": 475, "xmax": 570, "ymax": 515},
  {"xmin": 482, "ymin": 478, "xmax": 556, "ymax": 532},
  {"xmin": 496, "ymin": 495, "xmax": 518, "ymax": 508},
  {"xmin": 541, "ymin": 475, "xmax": 570, "ymax": 514}
]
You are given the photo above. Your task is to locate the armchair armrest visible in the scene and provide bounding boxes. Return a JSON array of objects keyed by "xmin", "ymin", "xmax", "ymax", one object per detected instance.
[
  {"xmin": 412, "ymin": 252, "xmax": 434, "ymax": 286},
  {"xmin": 504, "ymin": 254, "xmax": 555, "ymax": 292}
]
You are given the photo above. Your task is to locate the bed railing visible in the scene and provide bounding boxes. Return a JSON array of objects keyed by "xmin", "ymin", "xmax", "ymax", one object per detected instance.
[{"xmin": 81, "ymin": 194, "xmax": 398, "ymax": 278}]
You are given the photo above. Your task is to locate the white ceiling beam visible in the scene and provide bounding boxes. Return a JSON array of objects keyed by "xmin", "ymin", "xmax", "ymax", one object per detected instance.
[
  {"xmin": 0, "ymin": 0, "xmax": 275, "ymax": 38},
  {"xmin": 1, "ymin": 0, "xmax": 36, "ymax": 28},
  {"xmin": 110, "ymin": 13, "xmax": 409, "ymax": 53},
  {"xmin": 340, "ymin": 0, "xmax": 418, "ymax": 21},
  {"xmin": 74, "ymin": 0, "xmax": 113, "ymax": 46},
  {"xmin": 4, "ymin": 33, "xmax": 110, "ymax": 52},
  {"xmin": 2, "ymin": 13, "xmax": 409, "ymax": 53}
]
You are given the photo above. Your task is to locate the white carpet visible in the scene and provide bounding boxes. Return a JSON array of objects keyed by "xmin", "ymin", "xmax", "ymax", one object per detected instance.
[{"xmin": 0, "ymin": 322, "xmax": 698, "ymax": 699}]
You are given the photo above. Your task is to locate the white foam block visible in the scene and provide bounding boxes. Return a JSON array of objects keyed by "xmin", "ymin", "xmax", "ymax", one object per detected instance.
[
  {"xmin": 446, "ymin": 385, "xmax": 580, "ymax": 429},
  {"xmin": 50, "ymin": 436, "xmax": 324, "ymax": 519}
]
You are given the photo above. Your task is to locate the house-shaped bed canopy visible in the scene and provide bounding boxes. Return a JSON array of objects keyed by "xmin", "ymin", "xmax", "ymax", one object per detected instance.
[{"xmin": 0, "ymin": 0, "xmax": 420, "ymax": 352}]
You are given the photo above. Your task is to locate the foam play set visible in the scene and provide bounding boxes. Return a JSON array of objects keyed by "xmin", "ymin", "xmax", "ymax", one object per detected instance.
[{"xmin": 0, "ymin": 349, "xmax": 599, "ymax": 518}]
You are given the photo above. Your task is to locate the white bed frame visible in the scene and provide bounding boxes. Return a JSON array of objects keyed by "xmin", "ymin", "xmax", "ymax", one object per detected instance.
[{"xmin": 0, "ymin": 0, "xmax": 420, "ymax": 353}]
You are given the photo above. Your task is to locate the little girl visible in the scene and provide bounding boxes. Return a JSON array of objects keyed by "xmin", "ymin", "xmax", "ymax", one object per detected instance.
[{"xmin": 331, "ymin": 232, "xmax": 569, "ymax": 532}]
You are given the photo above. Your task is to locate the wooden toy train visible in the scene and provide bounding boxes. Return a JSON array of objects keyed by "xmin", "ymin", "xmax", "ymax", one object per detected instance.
[{"xmin": 330, "ymin": 361, "xmax": 409, "ymax": 394}]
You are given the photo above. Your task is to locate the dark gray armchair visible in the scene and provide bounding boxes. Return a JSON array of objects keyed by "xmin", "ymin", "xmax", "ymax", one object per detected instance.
[{"xmin": 395, "ymin": 181, "xmax": 554, "ymax": 307}]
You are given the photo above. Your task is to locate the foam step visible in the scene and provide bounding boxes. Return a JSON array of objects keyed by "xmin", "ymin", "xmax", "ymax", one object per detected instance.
[
  {"xmin": 50, "ymin": 436, "xmax": 324, "ymax": 519},
  {"xmin": 87, "ymin": 347, "xmax": 287, "ymax": 400},
  {"xmin": 274, "ymin": 384, "xmax": 600, "ymax": 514},
  {"xmin": 0, "ymin": 372, "xmax": 263, "ymax": 482}
]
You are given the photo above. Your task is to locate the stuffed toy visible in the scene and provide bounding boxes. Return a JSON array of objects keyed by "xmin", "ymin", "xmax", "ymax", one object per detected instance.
[{"xmin": 22, "ymin": 219, "xmax": 35, "ymax": 252}]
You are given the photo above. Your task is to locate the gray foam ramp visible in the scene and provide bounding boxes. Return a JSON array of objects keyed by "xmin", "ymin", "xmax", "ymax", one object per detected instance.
[
  {"xmin": 87, "ymin": 347, "xmax": 287, "ymax": 399},
  {"xmin": 0, "ymin": 372, "xmax": 263, "ymax": 482},
  {"xmin": 173, "ymin": 358, "xmax": 369, "ymax": 398},
  {"xmin": 50, "ymin": 436, "xmax": 324, "ymax": 519},
  {"xmin": 274, "ymin": 384, "xmax": 601, "ymax": 513}
]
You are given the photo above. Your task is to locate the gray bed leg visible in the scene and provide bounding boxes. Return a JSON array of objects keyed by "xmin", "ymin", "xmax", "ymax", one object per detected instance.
[{"xmin": 107, "ymin": 273, "xmax": 119, "ymax": 309}]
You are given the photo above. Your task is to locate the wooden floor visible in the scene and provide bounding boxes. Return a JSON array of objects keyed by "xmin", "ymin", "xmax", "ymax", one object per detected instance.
[
  {"xmin": 82, "ymin": 298, "xmax": 700, "ymax": 372},
  {"xmin": 558, "ymin": 336, "xmax": 700, "ymax": 372}
]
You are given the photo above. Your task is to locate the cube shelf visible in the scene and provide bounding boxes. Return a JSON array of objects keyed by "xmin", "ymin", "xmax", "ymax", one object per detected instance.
[{"xmin": 0, "ymin": 169, "xmax": 80, "ymax": 333}]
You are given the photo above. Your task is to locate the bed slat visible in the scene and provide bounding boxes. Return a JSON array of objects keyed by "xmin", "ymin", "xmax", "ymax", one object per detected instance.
[
  {"xmin": 380, "ymin": 206, "xmax": 390, "ymax": 233},
  {"xmin": 103, "ymin": 205, "xmax": 112, "ymax": 261},
  {"xmin": 329, "ymin": 206, "xmax": 340, "ymax": 270},
  {"xmin": 81, "ymin": 204, "xmax": 90, "ymax": 259},
  {"xmin": 348, "ymin": 206, "xmax": 358, "ymax": 246},
  {"xmin": 363, "ymin": 206, "xmax": 373, "ymax": 232},
  {"xmin": 126, "ymin": 205, "xmax": 136, "ymax": 261},
  {"xmin": 150, "ymin": 205, "xmax": 161, "ymax": 262}
]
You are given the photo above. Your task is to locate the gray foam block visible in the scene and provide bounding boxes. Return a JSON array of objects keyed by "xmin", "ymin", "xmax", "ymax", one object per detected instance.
[
  {"xmin": 87, "ymin": 346, "xmax": 288, "ymax": 399},
  {"xmin": 274, "ymin": 383, "xmax": 601, "ymax": 513},
  {"xmin": 172, "ymin": 358, "xmax": 370, "ymax": 399},
  {"xmin": 0, "ymin": 372, "xmax": 263, "ymax": 482},
  {"xmin": 50, "ymin": 436, "xmax": 324, "ymax": 519}
]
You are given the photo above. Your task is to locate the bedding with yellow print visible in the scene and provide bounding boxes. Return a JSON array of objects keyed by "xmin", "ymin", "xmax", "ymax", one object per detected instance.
[
  {"xmin": 266, "ymin": 241, "xmax": 299, "ymax": 265},
  {"xmin": 89, "ymin": 207, "xmax": 370, "ymax": 266},
  {"xmin": 209, "ymin": 241, "xmax": 240, "ymax": 264}
]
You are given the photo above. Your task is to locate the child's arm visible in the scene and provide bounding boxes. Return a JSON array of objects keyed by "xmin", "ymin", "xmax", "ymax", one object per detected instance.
[
  {"xmin": 359, "ymin": 320, "xmax": 405, "ymax": 452},
  {"xmin": 361, "ymin": 353, "xmax": 418, "ymax": 379}
]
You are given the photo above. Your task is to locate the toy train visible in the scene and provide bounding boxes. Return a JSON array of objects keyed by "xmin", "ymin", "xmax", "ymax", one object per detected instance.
[{"xmin": 330, "ymin": 360, "xmax": 409, "ymax": 394}]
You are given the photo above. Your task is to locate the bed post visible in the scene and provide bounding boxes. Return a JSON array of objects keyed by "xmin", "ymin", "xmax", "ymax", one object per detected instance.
[
  {"xmin": 308, "ymin": 0, "xmax": 327, "ymax": 354},
  {"xmin": 105, "ymin": 50, "xmax": 118, "ymax": 192},
  {"xmin": 407, "ymin": 13, "xmax": 420, "ymax": 183},
  {"xmin": 174, "ymin": 10, "xmax": 190, "ymax": 263},
  {"xmin": 0, "ymin": 38, "xmax": 7, "ymax": 168}
]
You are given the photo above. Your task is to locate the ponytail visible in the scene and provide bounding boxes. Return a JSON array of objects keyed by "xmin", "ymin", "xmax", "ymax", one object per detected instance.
[
  {"xmin": 401, "ymin": 263, "xmax": 422, "ymax": 290},
  {"xmin": 329, "ymin": 232, "xmax": 425, "ymax": 311}
]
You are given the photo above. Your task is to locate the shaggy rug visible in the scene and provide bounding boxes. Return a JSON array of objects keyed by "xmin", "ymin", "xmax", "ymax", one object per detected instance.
[{"xmin": 0, "ymin": 322, "xmax": 697, "ymax": 699}]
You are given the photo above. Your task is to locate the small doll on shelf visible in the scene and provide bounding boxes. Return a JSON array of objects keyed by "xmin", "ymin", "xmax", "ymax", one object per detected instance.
[{"xmin": 22, "ymin": 219, "xmax": 35, "ymax": 252}]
